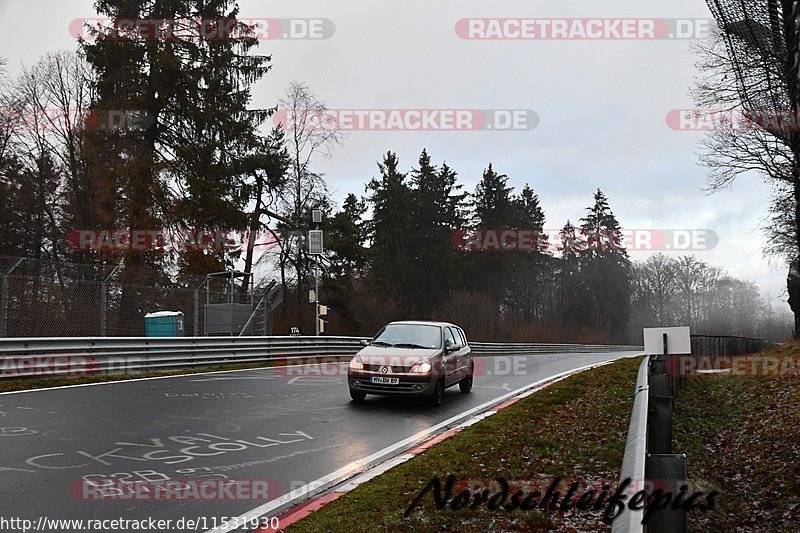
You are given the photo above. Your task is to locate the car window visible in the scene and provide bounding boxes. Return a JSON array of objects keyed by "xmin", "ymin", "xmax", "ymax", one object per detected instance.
[
  {"xmin": 372, "ymin": 324, "xmax": 442, "ymax": 349},
  {"xmin": 444, "ymin": 327, "xmax": 457, "ymax": 347},
  {"xmin": 457, "ymin": 328, "xmax": 468, "ymax": 346}
]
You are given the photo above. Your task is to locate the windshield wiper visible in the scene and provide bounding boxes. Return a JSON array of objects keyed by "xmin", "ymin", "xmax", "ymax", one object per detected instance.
[
  {"xmin": 370, "ymin": 341, "xmax": 394, "ymax": 347},
  {"xmin": 393, "ymin": 343, "xmax": 430, "ymax": 349}
]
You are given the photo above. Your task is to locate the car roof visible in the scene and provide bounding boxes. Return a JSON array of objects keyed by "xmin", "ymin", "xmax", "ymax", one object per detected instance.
[{"xmin": 387, "ymin": 320, "xmax": 460, "ymax": 328}]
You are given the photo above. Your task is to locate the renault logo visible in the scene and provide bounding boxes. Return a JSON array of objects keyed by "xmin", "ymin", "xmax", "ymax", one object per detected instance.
[{"xmin": 381, "ymin": 366, "xmax": 390, "ymax": 374}]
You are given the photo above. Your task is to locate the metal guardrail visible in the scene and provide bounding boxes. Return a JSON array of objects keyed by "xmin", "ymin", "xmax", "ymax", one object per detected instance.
[
  {"xmin": 613, "ymin": 333, "xmax": 776, "ymax": 532},
  {"xmin": 0, "ymin": 336, "xmax": 644, "ymax": 380},
  {"xmin": 470, "ymin": 342, "xmax": 643, "ymax": 355},
  {"xmin": 0, "ymin": 336, "xmax": 366, "ymax": 379},
  {"xmin": 612, "ymin": 355, "xmax": 650, "ymax": 533}
]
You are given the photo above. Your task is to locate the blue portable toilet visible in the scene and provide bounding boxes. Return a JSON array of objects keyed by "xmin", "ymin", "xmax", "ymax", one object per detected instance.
[{"xmin": 144, "ymin": 311, "xmax": 185, "ymax": 337}]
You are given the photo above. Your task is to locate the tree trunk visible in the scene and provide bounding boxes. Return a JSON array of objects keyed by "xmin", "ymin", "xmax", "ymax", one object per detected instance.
[
  {"xmin": 789, "ymin": 178, "xmax": 800, "ymax": 338},
  {"xmin": 241, "ymin": 175, "xmax": 263, "ymax": 294}
]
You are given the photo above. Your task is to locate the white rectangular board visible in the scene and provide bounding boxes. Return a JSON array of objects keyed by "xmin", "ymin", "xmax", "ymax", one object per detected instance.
[{"xmin": 643, "ymin": 327, "xmax": 691, "ymax": 355}]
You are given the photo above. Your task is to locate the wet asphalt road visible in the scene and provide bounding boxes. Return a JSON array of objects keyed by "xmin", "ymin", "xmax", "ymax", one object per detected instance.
[{"xmin": 0, "ymin": 351, "xmax": 639, "ymax": 532}]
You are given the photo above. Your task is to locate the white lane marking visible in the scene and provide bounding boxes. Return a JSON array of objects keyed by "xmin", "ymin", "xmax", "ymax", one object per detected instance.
[
  {"xmin": 336, "ymin": 453, "xmax": 416, "ymax": 492},
  {"xmin": 287, "ymin": 376, "xmax": 344, "ymax": 385},
  {"xmin": 0, "ymin": 427, "xmax": 38, "ymax": 436},
  {"xmin": 204, "ymin": 353, "xmax": 640, "ymax": 533},
  {"xmin": 474, "ymin": 383, "xmax": 512, "ymax": 392},
  {"xmin": 190, "ymin": 376, "xmax": 275, "ymax": 382}
]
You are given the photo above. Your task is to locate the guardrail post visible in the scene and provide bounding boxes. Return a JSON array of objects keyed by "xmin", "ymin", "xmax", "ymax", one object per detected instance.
[
  {"xmin": 645, "ymin": 454, "xmax": 687, "ymax": 533},
  {"xmin": 1, "ymin": 258, "xmax": 24, "ymax": 338},
  {"xmin": 648, "ymin": 335, "xmax": 674, "ymax": 454}
]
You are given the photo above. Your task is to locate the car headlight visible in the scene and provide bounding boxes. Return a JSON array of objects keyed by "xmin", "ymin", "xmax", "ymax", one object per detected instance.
[
  {"xmin": 410, "ymin": 361, "xmax": 432, "ymax": 373},
  {"xmin": 349, "ymin": 355, "xmax": 364, "ymax": 370}
]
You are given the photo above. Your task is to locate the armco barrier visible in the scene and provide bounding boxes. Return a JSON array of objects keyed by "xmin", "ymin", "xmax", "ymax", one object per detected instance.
[
  {"xmin": 613, "ymin": 335, "xmax": 775, "ymax": 533},
  {"xmin": 0, "ymin": 336, "xmax": 643, "ymax": 380},
  {"xmin": 612, "ymin": 356, "xmax": 650, "ymax": 533}
]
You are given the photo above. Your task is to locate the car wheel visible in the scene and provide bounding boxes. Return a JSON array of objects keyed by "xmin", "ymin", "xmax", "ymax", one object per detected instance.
[
  {"xmin": 430, "ymin": 378, "xmax": 445, "ymax": 406},
  {"xmin": 350, "ymin": 388, "xmax": 367, "ymax": 402},
  {"xmin": 459, "ymin": 368, "xmax": 473, "ymax": 393}
]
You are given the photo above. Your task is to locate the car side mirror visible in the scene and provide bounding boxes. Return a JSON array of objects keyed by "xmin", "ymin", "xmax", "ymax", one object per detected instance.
[
  {"xmin": 360, "ymin": 339, "xmax": 369, "ymax": 346},
  {"xmin": 446, "ymin": 341, "xmax": 462, "ymax": 352}
]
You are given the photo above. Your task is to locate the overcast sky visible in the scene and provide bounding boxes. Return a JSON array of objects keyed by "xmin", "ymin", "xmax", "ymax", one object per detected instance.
[{"xmin": 0, "ymin": 0, "xmax": 789, "ymax": 307}]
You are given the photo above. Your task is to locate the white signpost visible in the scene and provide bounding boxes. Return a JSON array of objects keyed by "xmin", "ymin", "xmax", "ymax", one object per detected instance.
[{"xmin": 643, "ymin": 327, "xmax": 691, "ymax": 355}]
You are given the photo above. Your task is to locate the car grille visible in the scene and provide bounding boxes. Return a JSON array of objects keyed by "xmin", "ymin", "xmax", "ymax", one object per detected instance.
[{"xmin": 356, "ymin": 381, "xmax": 420, "ymax": 392}]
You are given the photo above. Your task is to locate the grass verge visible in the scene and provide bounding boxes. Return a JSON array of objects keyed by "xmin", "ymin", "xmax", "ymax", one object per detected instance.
[
  {"xmin": 286, "ymin": 356, "xmax": 643, "ymax": 533},
  {"xmin": 673, "ymin": 343, "xmax": 800, "ymax": 532}
]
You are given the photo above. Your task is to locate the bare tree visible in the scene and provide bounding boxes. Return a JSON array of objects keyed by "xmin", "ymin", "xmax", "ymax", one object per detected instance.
[
  {"xmin": 639, "ymin": 254, "xmax": 678, "ymax": 324},
  {"xmin": 274, "ymin": 82, "xmax": 346, "ymax": 301},
  {"xmin": 630, "ymin": 254, "xmax": 786, "ymax": 338},
  {"xmin": 700, "ymin": 1, "xmax": 800, "ymax": 336}
]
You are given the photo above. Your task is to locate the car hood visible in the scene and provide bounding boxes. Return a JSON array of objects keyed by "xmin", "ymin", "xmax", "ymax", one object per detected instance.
[{"xmin": 355, "ymin": 346, "xmax": 439, "ymax": 367}]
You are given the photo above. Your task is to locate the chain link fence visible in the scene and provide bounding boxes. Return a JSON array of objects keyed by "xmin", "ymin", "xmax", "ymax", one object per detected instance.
[{"xmin": 0, "ymin": 256, "xmax": 278, "ymax": 337}]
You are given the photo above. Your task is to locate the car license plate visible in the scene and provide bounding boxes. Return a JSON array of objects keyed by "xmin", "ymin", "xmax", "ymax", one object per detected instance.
[{"xmin": 370, "ymin": 376, "xmax": 399, "ymax": 385}]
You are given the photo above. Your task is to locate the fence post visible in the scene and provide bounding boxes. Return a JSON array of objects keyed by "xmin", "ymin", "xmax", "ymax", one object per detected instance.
[
  {"xmin": 1, "ymin": 258, "xmax": 24, "ymax": 338},
  {"xmin": 100, "ymin": 266, "xmax": 119, "ymax": 337},
  {"xmin": 194, "ymin": 278, "xmax": 209, "ymax": 337},
  {"xmin": 193, "ymin": 289, "xmax": 199, "ymax": 337}
]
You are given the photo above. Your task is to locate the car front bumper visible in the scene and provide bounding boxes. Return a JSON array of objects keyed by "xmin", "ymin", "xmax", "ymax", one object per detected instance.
[{"xmin": 347, "ymin": 370, "xmax": 438, "ymax": 396}]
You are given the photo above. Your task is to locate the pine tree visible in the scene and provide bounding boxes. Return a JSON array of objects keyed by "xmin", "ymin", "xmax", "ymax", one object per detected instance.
[
  {"xmin": 81, "ymin": 1, "xmax": 273, "ymax": 278},
  {"xmin": 578, "ymin": 189, "xmax": 631, "ymax": 340},
  {"xmin": 506, "ymin": 184, "xmax": 551, "ymax": 322},
  {"xmin": 324, "ymin": 194, "xmax": 368, "ymax": 330},
  {"xmin": 466, "ymin": 164, "xmax": 517, "ymax": 303},
  {"xmin": 408, "ymin": 149, "xmax": 467, "ymax": 316},
  {"xmin": 366, "ymin": 152, "xmax": 415, "ymax": 311},
  {"xmin": 556, "ymin": 219, "xmax": 585, "ymax": 328}
]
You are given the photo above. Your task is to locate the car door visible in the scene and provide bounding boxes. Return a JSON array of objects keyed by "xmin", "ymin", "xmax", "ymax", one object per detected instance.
[
  {"xmin": 455, "ymin": 327, "xmax": 471, "ymax": 377},
  {"xmin": 443, "ymin": 327, "xmax": 460, "ymax": 386}
]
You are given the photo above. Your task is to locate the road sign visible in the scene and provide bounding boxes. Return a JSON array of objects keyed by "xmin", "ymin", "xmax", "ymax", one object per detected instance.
[
  {"xmin": 643, "ymin": 327, "xmax": 691, "ymax": 355},
  {"xmin": 308, "ymin": 230, "xmax": 323, "ymax": 254}
]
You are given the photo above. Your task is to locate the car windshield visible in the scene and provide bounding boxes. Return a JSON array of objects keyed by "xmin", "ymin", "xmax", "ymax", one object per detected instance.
[{"xmin": 371, "ymin": 324, "xmax": 441, "ymax": 349}]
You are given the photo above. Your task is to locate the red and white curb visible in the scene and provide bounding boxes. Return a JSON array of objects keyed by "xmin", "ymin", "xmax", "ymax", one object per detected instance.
[{"xmin": 242, "ymin": 358, "xmax": 625, "ymax": 533}]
